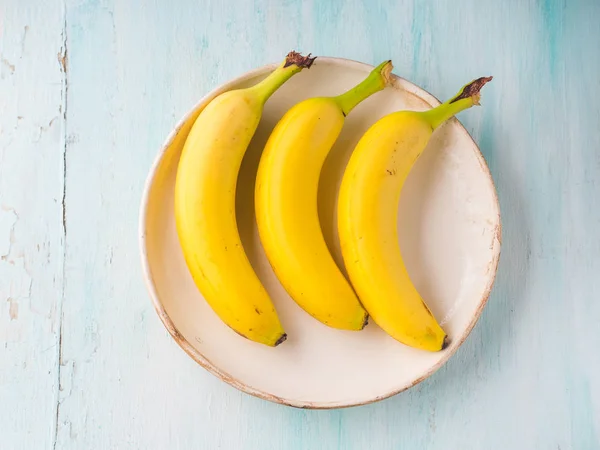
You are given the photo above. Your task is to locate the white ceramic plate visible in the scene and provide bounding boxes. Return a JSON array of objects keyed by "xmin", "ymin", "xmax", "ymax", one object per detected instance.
[{"xmin": 139, "ymin": 57, "xmax": 501, "ymax": 409}]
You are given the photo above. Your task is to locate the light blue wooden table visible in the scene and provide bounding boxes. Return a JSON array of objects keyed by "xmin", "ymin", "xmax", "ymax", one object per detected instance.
[{"xmin": 1, "ymin": 0, "xmax": 599, "ymax": 448}]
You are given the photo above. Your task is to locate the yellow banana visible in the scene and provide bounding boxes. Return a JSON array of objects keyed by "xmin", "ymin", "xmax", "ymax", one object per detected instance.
[
  {"xmin": 255, "ymin": 60, "xmax": 393, "ymax": 330},
  {"xmin": 338, "ymin": 76, "xmax": 492, "ymax": 351},
  {"xmin": 174, "ymin": 51, "xmax": 316, "ymax": 346}
]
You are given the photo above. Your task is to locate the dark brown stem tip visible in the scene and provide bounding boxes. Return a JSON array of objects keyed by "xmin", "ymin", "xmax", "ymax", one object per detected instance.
[
  {"xmin": 274, "ymin": 333, "xmax": 288, "ymax": 346},
  {"xmin": 284, "ymin": 51, "xmax": 317, "ymax": 69},
  {"xmin": 450, "ymin": 76, "xmax": 493, "ymax": 104},
  {"xmin": 441, "ymin": 335, "xmax": 450, "ymax": 350},
  {"xmin": 361, "ymin": 314, "xmax": 369, "ymax": 330}
]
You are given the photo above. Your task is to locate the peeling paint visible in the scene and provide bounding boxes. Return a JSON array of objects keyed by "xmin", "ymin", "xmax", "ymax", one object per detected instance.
[
  {"xmin": 0, "ymin": 207, "xmax": 18, "ymax": 259},
  {"xmin": 1, "ymin": 57, "xmax": 15, "ymax": 74},
  {"xmin": 7, "ymin": 297, "xmax": 19, "ymax": 320}
]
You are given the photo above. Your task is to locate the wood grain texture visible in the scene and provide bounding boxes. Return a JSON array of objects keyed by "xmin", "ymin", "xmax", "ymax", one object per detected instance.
[
  {"xmin": 0, "ymin": 1, "xmax": 65, "ymax": 449},
  {"xmin": 2, "ymin": 0, "xmax": 600, "ymax": 448}
]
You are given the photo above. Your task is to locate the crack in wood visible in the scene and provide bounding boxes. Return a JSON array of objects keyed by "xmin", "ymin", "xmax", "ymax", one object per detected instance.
[{"xmin": 53, "ymin": 1, "xmax": 68, "ymax": 448}]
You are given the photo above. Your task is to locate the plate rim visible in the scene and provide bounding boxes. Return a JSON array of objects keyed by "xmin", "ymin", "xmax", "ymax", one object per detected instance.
[{"xmin": 138, "ymin": 56, "xmax": 502, "ymax": 409}]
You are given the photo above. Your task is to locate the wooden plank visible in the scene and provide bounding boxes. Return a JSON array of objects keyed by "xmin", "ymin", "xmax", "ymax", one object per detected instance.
[{"xmin": 0, "ymin": 1, "xmax": 65, "ymax": 449}]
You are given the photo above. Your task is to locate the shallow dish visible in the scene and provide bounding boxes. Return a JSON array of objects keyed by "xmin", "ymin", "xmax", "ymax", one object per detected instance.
[{"xmin": 139, "ymin": 57, "xmax": 501, "ymax": 409}]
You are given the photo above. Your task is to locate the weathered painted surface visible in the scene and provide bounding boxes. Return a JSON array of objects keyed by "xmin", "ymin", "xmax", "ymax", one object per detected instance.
[
  {"xmin": 1, "ymin": 0, "xmax": 599, "ymax": 448},
  {"xmin": 0, "ymin": 2, "xmax": 66, "ymax": 449}
]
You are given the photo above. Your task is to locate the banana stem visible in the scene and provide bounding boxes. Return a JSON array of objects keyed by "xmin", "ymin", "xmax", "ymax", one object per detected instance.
[
  {"xmin": 250, "ymin": 51, "xmax": 316, "ymax": 103},
  {"xmin": 334, "ymin": 60, "xmax": 393, "ymax": 116},
  {"xmin": 420, "ymin": 76, "xmax": 493, "ymax": 129}
]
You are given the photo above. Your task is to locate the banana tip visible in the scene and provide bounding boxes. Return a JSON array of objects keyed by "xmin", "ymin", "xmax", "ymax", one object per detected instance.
[
  {"xmin": 450, "ymin": 76, "xmax": 493, "ymax": 104},
  {"xmin": 381, "ymin": 60, "xmax": 394, "ymax": 85},
  {"xmin": 441, "ymin": 335, "xmax": 450, "ymax": 350},
  {"xmin": 274, "ymin": 333, "xmax": 288, "ymax": 346},
  {"xmin": 361, "ymin": 314, "xmax": 370, "ymax": 330},
  {"xmin": 284, "ymin": 51, "xmax": 317, "ymax": 69}
]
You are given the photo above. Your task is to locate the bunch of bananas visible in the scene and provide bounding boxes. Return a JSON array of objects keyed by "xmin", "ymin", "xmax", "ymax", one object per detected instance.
[{"xmin": 174, "ymin": 51, "xmax": 491, "ymax": 351}]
